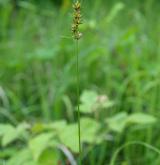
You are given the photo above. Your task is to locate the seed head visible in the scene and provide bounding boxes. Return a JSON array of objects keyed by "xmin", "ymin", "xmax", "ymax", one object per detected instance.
[
  {"xmin": 72, "ymin": 1, "xmax": 82, "ymax": 40},
  {"xmin": 73, "ymin": 1, "xmax": 81, "ymax": 11}
]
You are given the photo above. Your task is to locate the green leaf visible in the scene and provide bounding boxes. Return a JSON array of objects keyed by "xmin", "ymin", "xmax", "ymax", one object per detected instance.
[
  {"xmin": 127, "ymin": 113, "xmax": 157, "ymax": 124},
  {"xmin": 102, "ymin": 100, "xmax": 115, "ymax": 109},
  {"xmin": 2, "ymin": 126, "xmax": 17, "ymax": 146},
  {"xmin": 106, "ymin": 112, "xmax": 156, "ymax": 133},
  {"xmin": 38, "ymin": 148, "xmax": 59, "ymax": 165},
  {"xmin": 23, "ymin": 161, "xmax": 37, "ymax": 165},
  {"xmin": 29, "ymin": 132, "xmax": 56, "ymax": 161},
  {"xmin": 0, "ymin": 124, "xmax": 14, "ymax": 137},
  {"xmin": 7, "ymin": 149, "xmax": 33, "ymax": 165},
  {"xmin": 79, "ymin": 90, "xmax": 98, "ymax": 113},
  {"xmin": 59, "ymin": 124, "xmax": 79, "ymax": 153},
  {"xmin": 0, "ymin": 147, "xmax": 17, "ymax": 158},
  {"xmin": 79, "ymin": 90, "xmax": 114, "ymax": 114},
  {"xmin": 80, "ymin": 90, "xmax": 98, "ymax": 103},
  {"xmin": 107, "ymin": 112, "xmax": 128, "ymax": 132},
  {"xmin": 59, "ymin": 117, "xmax": 100, "ymax": 152},
  {"xmin": 0, "ymin": 123, "xmax": 29, "ymax": 146},
  {"xmin": 31, "ymin": 123, "xmax": 46, "ymax": 134},
  {"xmin": 81, "ymin": 117, "xmax": 100, "ymax": 143},
  {"xmin": 31, "ymin": 121, "xmax": 67, "ymax": 134},
  {"xmin": 16, "ymin": 122, "xmax": 30, "ymax": 136},
  {"xmin": 47, "ymin": 120, "xmax": 67, "ymax": 133}
]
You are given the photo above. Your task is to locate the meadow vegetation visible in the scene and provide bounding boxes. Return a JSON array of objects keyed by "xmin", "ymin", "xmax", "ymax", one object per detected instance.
[{"xmin": 0, "ymin": 0, "xmax": 160, "ymax": 164}]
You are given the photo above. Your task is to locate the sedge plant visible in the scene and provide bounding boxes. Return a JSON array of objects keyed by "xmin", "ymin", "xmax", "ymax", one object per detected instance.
[{"xmin": 72, "ymin": 0, "xmax": 83, "ymax": 164}]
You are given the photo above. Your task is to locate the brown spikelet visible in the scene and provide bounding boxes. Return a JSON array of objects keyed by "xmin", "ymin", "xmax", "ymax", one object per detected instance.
[{"xmin": 72, "ymin": 1, "xmax": 82, "ymax": 40}]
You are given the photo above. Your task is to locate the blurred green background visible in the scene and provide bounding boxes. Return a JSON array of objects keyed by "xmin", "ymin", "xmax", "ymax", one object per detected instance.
[{"xmin": 0, "ymin": 0, "xmax": 160, "ymax": 164}]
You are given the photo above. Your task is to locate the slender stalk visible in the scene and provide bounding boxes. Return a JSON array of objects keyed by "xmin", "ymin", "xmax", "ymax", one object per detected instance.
[
  {"xmin": 72, "ymin": 1, "xmax": 82, "ymax": 163},
  {"xmin": 76, "ymin": 40, "xmax": 82, "ymax": 164}
]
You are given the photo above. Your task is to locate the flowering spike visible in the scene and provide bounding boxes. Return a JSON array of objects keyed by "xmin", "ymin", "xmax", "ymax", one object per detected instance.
[{"xmin": 72, "ymin": 1, "xmax": 82, "ymax": 40}]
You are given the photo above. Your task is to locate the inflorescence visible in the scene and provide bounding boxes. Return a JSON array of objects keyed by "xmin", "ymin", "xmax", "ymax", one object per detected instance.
[{"xmin": 72, "ymin": 1, "xmax": 82, "ymax": 40}]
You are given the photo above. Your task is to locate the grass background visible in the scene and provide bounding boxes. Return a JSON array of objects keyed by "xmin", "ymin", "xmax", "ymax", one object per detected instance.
[{"xmin": 0, "ymin": 0, "xmax": 160, "ymax": 164}]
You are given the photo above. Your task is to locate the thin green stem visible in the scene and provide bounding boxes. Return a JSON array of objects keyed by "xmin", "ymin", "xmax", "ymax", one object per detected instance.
[{"xmin": 76, "ymin": 40, "xmax": 81, "ymax": 164}]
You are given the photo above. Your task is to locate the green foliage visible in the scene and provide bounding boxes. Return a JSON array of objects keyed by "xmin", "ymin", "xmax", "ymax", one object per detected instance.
[
  {"xmin": 106, "ymin": 112, "xmax": 157, "ymax": 133},
  {"xmin": 29, "ymin": 133, "xmax": 56, "ymax": 161},
  {"xmin": 59, "ymin": 117, "xmax": 101, "ymax": 152},
  {"xmin": 0, "ymin": 0, "xmax": 160, "ymax": 164},
  {"xmin": 7, "ymin": 149, "xmax": 34, "ymax": 165},
  {"xmin": 79, "ymin": 90, "xmax": 114, "ymax": 113},
  {"xmin": 0, "ymin": 123, "xmax": 29, "ymax": 146},
  {"xmin": 0, "ymin": 91, "xmax": 157, "ymax": 164},
  {"xmin": 80, "ymin": 117, "xmax": 100, "ymax": 144},
  {"xmin": 38, "ymin": 148, "xmax": 59, "ymax": 165},
  {"xmin": 127, "ymin": 113, "xmax": 157, "ymax": 124},
  {"xmin": 106, "ymin": 2, "xmax": 125, "ymax": 23},
  {"xmin": 107, "ymin": 112, "xmax": 128, "ymax": 133}
]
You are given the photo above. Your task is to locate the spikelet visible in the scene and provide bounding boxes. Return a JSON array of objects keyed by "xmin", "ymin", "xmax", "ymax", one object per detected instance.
[{"xmin": 72, "ymin": 1, "xmax": 82, "ymax": 40}]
